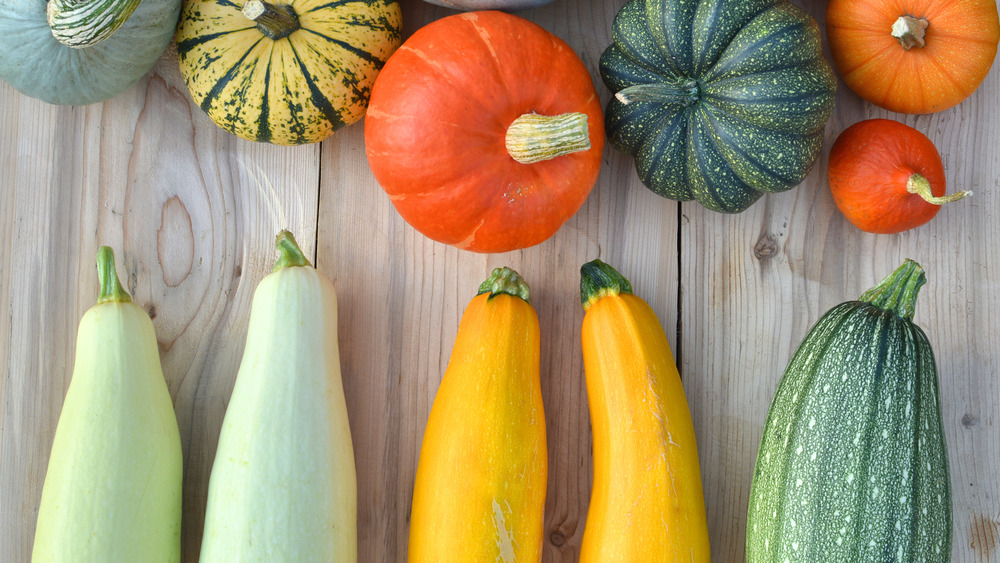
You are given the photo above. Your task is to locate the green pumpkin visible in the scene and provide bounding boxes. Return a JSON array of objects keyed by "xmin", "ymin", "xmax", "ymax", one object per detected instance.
[
  {"xmin": 0, "ymin": 0, "xmax": 180, "ymax": 106},
  {"xmin": 599, "ymin": 0, "xmax": 836, "ymax": 213}
]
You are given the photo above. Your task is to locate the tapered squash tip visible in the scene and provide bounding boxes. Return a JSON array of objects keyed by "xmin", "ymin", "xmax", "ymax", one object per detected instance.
[
  {"xmin": 477, "ymin": 267, "xmax": 531, "ymax": 303},
  {"xmin": 96, "ymin": 246, "xmax": 132, "ymax": 304},
  {"xmin": 859, "ymin": 259, "xmax": 926, "ymax": 321},
  {"xmin": 580, "ymin": 259, "xmax": 632, "ymax": 310},
  {"xmin": 273, "ymin": 230, "xmax": 311, "ymax": 271}
]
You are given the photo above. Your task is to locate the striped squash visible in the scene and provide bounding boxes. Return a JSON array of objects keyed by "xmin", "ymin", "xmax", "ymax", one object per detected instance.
[
  {"xmin": 175, "ymin": 0, "xmax": 401, "ymax": 145},
  {"xmin": 747, "ymin": 260, "xmax": 952, "ymax": 561},
  {"xmin": 599, "ymin": 0, "xmax": 836, "ymax": 213}
]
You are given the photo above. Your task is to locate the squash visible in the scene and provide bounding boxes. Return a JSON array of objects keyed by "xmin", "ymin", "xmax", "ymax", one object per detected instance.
[
  {"xmin": 176, "ymin": 0, "xmax": 401, "ymax": 145},
  {"xmin": 578, "ymin": 259, "xmax": 710, "ymax": 562},
  {"xmin": 33, "ymin": 247, "xmax": 182, "ymax": 562},
  {"xmin": 828, "ymin": 118, "xmax": 970, "ymax": 234},
  {"xmin": 364, "ymin": 11, "xmax": 604, "ymax": 253},
  {"xmin": 422, "ymin": 0, "xmax": 553, "ymax": 10},
  {"xmin": 747, "ymin": 260, "xmax": 951, "ymax": 561},
  {"xmin": 409, "ymin": 267, "xmax": 546, "ymax": 562},
  {"xmin": 0, "ymin": 0, "xmax": 180, "ymax": 105},
  {"xmin": 200, "ymin": 231, "xmax": 356, "ymax": 561},
  {"xmin": 827, "ymin": 0, "xmax": 1000, "ymax": 114},
  {"xmin": 599, "ymin": 0, "xmax": 837, "ymax": 213}
]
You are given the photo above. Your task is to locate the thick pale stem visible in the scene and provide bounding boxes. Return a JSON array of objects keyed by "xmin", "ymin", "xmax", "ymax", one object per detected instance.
[
  {"xmin": 505, "ymin": 113, "xmax": 591, "ymax": 165},
  {"xmin": 580, "ymin": 259, "xmax": 633, "ymax": 311},
  {"xmin": 906, "ymin": 173, "xmax": 971, "ymax": 205},
  {"xmin": 478, "ymin": 267, "xmax": 531, "ymax": 304},
  {"xmin": 891, "ymin": 15, "xmax": 929, "ymax": 50},
  {"xmin": 47, "ymin": 0, "xmax": 141, "ymax": 48},
  {"xmin": 273, "ymin": 230, "xmax": 311, "ymax": 271},
  {"xmin": 243, "ymin": 0, "xmax": 300, "ymax": 40},
  {"xmin": 96, "ymin": 246, "xmax": 132, "ymax": 304},
  {"xmin": 859, "ymin": 259, "xmax": 925, "ymax": 321},
  {"xmin": 614, "ymin": 78, "xmax": 700, "ymax": 106}
]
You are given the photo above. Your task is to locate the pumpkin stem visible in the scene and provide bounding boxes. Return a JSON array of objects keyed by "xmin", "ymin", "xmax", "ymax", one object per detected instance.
[
  {"xmin": 906, "ymin": 174, "xmax": 971, "ymax": 205},
  {"xmin": 614, "ymin": 78, "xmax": 700, "ymax": 107},
  {"xmin": 891, "ymin": 15, "xmax": 929, "ymax": 50},
  {"xmin": 96, "ymin": 246, "xmax": 133, "ymax": 304},
  {"xmin": 273, "ymin": 230, "xmax": 312, "ymax": 271},
  {"xmin": 580, "ymin": 259, "xmax": 633, "ymax": 311},
  {"xmin": 243, "ymin": 0, "xmax": 300, "ymax": 40},
  {"xmin": 505, "ymin": 113, "xmax": 591, "ymax": 165},
  {"xmin": 859, "ymin": 259, "xmax": 925, "ymax": 321},
  {"xmin": 47, "ymin": 0, "xmax": 141, "ymax": 48},
  {"xmin": 478, "ymin": 267, "xmax": 531, "ymax": 304}
]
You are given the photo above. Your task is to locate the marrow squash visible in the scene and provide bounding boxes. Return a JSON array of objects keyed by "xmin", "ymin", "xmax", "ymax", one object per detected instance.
[
  {"xmin": 409, "ymin": 267, "xmax": 546, "ymax": 562},
  {"xmin": 33, "ymin": 247, "xmax": 182, "ymax": 562},
  {"xmin": 747, "ymin": 259, "xmax": 952, "ymax": 561},
  {"xmin": 200, "ymin": 231, "xmax": 357, "ymax": 561},
  {"xmin": 578, "ymin": 260, "xmax": 710, "ymax": 562}
]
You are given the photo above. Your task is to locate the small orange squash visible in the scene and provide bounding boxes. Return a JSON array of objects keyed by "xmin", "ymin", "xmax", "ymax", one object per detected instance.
[
  {"xmin": 409, "ymin": 267, "xmax": 546, "ymax": 562},
  {"xmin": 826, "ymin": 0, "xmax": 1000, "ymax": 114},
  {"xmin": 578, "ymin": 260, "xmax": 710, "ymax": 562}
]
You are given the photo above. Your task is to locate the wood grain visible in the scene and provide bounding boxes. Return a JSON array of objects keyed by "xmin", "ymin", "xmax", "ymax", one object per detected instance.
[{"xmin": 2, "ymin": 0, "xmax": 998, "ymax": 561}]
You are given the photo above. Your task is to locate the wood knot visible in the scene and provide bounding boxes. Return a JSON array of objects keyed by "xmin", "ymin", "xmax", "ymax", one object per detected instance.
[
  {"xmin": 549, "ymin": 530, "xmax": 567, "ymax": 546},
  {"xmin": 157, "ymin": 195, "xmax": 194, "ymax": 288},
  {"xmin": 754, "ymin": 235, "xmax": 778, "ymax": 260},
  {"xmin": 962, "ymin": 413, "xmax": 979, "ymax": 428}
]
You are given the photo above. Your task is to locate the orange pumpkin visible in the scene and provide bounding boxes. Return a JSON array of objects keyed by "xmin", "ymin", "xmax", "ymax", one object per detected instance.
[
  {"xmin": 827, "ymin": 0, "xmax": 1000, "ymax": 114},
  {"xmin": 828, "ymin": 118, "xmax": 969, "ymax": 234},
  {"xmin": 364, "ymin": 11, "xmax": 604, "ymax": 253}
]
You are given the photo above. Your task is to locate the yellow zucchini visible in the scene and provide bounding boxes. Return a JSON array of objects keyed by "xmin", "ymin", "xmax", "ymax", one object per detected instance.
[
  {"xmin": 32, "ymin": 247, "xmax": 183, "ymax": 562},
  {"xmin": 578, "ymin": 259, "xmax": 710, "ymax": 562},
  {"xmin": 200, "ymin": 231, "xmax": 356, "ymax": 561},
  {"xmin": 408, "ymin": 267, "xmax": 546, "ymax": 563}
]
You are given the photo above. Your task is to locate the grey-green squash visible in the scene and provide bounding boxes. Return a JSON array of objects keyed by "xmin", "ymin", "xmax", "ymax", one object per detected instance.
[
  {"xmin": 599, "ymin": 0, "xmax": 836, "ymax": 213},
  {"xmin": 0, "ymin": 0, "xmax": 180, "ymax": 106},
  {"xmin": 747, "ymin": 260, "xmax": 952, "ymax": 561},
  {"xmin": 175, "ymin": 0, "xmax": 402, "ymax": 145}
]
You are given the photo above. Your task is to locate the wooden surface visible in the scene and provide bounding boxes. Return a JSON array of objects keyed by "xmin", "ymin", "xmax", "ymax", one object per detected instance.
[{"xmin": 2, "ymin": 0, "xmax": 999, "ymax": 561}]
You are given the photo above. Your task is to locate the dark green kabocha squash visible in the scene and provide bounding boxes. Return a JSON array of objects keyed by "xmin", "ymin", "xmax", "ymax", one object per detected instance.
[{"xmin": 600, "ymin": 0, "xmax": 837, "ymax": 213}]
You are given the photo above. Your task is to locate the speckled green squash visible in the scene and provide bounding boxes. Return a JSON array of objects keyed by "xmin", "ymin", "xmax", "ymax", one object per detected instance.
[
  {"xmin": 747, "ymin": 260, "xmax": 952, "ymax": 562},
  {"xmin": 599, "ymin": 0, "xmax": 836, "ymax": 213}
]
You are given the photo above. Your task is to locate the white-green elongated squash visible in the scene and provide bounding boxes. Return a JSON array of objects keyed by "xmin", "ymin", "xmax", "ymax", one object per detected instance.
[
  {"xmin": 200, "ymin": 230, "xmax": 357, "ymax": 562},
  {"xmin": 32, "ymin": 246, "xmax": 183, "ymax": 562}
]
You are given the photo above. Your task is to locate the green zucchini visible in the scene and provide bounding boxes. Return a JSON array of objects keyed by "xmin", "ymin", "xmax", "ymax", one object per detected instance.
[{"xmin": 747, "ymin": 259, "xmax": 951, "ymax": 561}]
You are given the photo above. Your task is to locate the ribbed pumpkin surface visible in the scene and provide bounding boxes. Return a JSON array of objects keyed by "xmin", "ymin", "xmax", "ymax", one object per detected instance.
[
  {"xmin": 600, "ymin": 0, "xmax": 836, "ymax": 213},
  {"xmin": 175, "ymin": 0, "xmax": 401, "ymax": 145}
]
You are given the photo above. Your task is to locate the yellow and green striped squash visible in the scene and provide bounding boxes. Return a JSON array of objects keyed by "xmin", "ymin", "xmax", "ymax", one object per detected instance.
[{"xmin": 176, "ymin": 0, "xmax": 401, "ymax": 145}]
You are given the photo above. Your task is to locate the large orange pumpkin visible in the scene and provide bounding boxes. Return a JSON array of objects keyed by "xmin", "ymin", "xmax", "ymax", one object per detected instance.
[
  {"xmin": 827, "ymin": 0, "xmax": 1000, "ymax": 114},
  {"xmin": 364, "ymin": 11, "xmax": 604, "ymax": 253}
]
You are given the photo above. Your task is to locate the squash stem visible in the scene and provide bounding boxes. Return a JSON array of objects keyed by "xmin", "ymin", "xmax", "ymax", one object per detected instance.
[
  {"xmin": 906, "ymin": 174, "xmax": 971, "ymax": 205},
  {"xmin": 96, "ymin": 246, "xmax": 132, "ymax": 304},
  {"xmin": 478, "ymin": 267, "xmax": 531, "ymax": 304},
  {"xmin": 580, "ymin": 259, "xmax": 633, "ymax": 311},
  {"xmin": 859, "ymin": 259, "xmax": 925, "ymax": 321},
  {"xmin": 273, "ymin": 230, "xmax": 312, "ymax": 271},
  {"xmin": 505, "ymin": 113, "xmax": 591, "ymax": 165},
  {"xmin": 243, "ymin": 0, "xmax": 300, "ymax": 40},
  {"xmin": 614, "ymin": 79, "xmax": 700, "ymax": 107},
  {"xmin": 47, "ymin": 0, "xmax": 141, "ymax": 48},
  {"xmin": 892, "ymin": 15, "xmax": 929, "ymax": 50}
]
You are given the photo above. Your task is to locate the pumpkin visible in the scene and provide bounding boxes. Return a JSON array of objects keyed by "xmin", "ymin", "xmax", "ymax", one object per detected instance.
[
  {"xmin": 747, "ymin": 259, "xmax": 951, "ymax": 561},
  {"xmin": 828, "ymin": 118, "xmax": 970, "ymax": 234},
  {"xmin": 175, "ymin": 0, "xmax": 402, "ymax": 145},
  {"xmin": 599, "ymin": 0, "xmax": 837, "ymax": 213},
  {"xmin": 578, "ymin": 260, "xmax": 710, "ymax": 562},
  {"xmin": 364, "ymin": 11, "xmax": 604, "ymax": 253},
  {"xmin": 409, "ymin": 267, "xmax": 546, "ymax": 562},
  {"xmin": 827, "ymin": 0, "xmax": 1000, "ymax": 114},
  {"xmin": 422, "ymin": 0, "xmax": 553, "ymax": 10},
  {"xmin": 0, "ymin": 0, "xmax": 180, "ymax": 105}
]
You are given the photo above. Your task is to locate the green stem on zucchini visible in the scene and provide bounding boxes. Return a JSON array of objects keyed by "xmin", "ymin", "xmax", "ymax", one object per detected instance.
[
  {"xmin": 505, "ymin": 113, "xmax": 591, "ymax": 165},
  {"xmin": 580, "ymin": 259, "xmax": 633, "ymax": 311},
  {"xmin": 859, "ymin": 259, "xmax": 926, "ymax": 321},
  {"xmin": 47, "ymin": 0, "xmax": 141, "ymax": 48},
  {"xmin": 96, "ymin": 246, "xmax": 132, "ymax": 304},
  {"xmin": 478, "ymin": 267, "xmax": 531, "ymax": 304},
  {"xmin": 273, "ymin": 230, "xmax": 312, "ymax": 271},
  {"xmin": 891, "ymin": 15, "xmax": 929, "ymax": 50},
  {"xmin": 243, "ymin": 0, "xmax": 300, "ymax": 40},
  {"xmin": 614, "ymin": 78, "xmax": 700, "ymax": 107},
  {"xmin": 906, "ymin": 173, "xmax": 971, "ymax": 205}
]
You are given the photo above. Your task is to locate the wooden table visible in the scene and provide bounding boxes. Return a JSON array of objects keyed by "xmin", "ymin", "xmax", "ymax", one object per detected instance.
[{"xmin": 2, "ymin": 0, "xmax": 998, "ymax": 560}]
